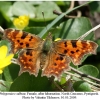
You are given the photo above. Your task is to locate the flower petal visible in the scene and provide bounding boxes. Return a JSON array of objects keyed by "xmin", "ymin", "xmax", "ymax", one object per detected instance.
[
  {"xmin": 0, "ymin": 54, "xmax": 13, "ymax": 68},
  {"xmin": 13, "ymin": 15, "xmax": 29, "ymax": 30},
  {"xmin": 5, "ymin": 54, "xmax": 14, "ymax": 62},
  {"xmin": 1, "ymin": 61, "xmax": 11, "ymax": 68},
  {"xmin": 0, "ymin": 46, "xmax": 14, "ymax": 74},
  {"xmin": 0, "ymin": 58, "xmax": 11, "ymax": 68},
  {"xmin": 55, "ymin": 38, "xmax": 61, "ymax": 41},
  {"xmin": 0, "ymin": 46, "xmax": 7, "ymax": 59}
]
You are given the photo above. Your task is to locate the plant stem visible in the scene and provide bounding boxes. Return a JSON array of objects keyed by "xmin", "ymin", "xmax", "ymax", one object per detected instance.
[
  {"xmin": 65, "ymin": 71, "xmax": 100, "ymax": 88},
  {"xmin": 53, "ymin": 10, "xmax": 78, "ymax": 19},
  {"xmin": 78, "ymin": 24, "xmax": 100, "ymax": 40},
  {"xmin": 71, "ymin": 67, "xmax": 100, "ymax": 83}
]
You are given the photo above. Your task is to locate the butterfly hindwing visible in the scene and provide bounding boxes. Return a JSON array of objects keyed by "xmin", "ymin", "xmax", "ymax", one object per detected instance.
[
  {"xmin": 42, "ymin": 51, "xmax": 70, "ymax": 79},
  {"xmin": 18, "ymin": 49, "xmax": 41, "ymax": 76}
]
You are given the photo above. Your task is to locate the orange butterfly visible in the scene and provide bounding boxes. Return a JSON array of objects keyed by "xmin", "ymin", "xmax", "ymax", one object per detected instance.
[{"xmin": 3, "ymin": 29, "xmax": 98, "ymax": 79}]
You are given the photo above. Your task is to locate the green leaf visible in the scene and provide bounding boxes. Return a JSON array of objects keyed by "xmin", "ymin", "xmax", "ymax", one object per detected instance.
[
  {"xmin": 0, "ymin": 40, "xmax": 11, "ymax": 52},
  {"xmin": 73, "ymin": 81, "xmax": 92, "ymax": 91},
  {"xmin": 0, "ymin": 74, "xmax": 2, "ymax": 79},
  {"xmin": 55, "ymin": 1, "xmax": 70, "ymax": 6},
  {"xmin": 10, "ymin": 72, "xmax": 52, "ymax": 91},
  {"xmin": 78, "ymin": 65, "xmax": 99, "ymax": 78},
  {"xmin": 25, "ymin": 27, "xmax": 45, "ymax": 35},
  {"xmin": 0, "ymin": 80, "xmax": 11, "ymax": 91},
  {"xmin": 0, "ymin": 1, "xmax": 12, "ymax": 22},
  {"xmin": 58, "ymin": 17, "xmax": 94, "ymax": 40},
  {"xmin": 60, "ymin": 74, "xmax": 67, "ymax": 85},
  {"xmin": 3, "ymin": 63, "xmax": 20, "ymax": 82},
  {"xmin": 34, "ymin": 1, "xmax": 61, "ymax": 21},
  {"xmin": 25, "ymin": 27, "xmax": 60, "ymax": 38},
  {"xmin": 0, "ymin": 12, "xmax": 4, "ymax": 25},
  {"xmin": 12, "ymin": 1, "xmax": 36, "ymax": 18},
  {"xmin": 89, "ymin": 1, "xmax": 100, "ymax": 12},
  {"xmin": 27, "ymin": 1, "xmax": 43, "ymax": 6}
]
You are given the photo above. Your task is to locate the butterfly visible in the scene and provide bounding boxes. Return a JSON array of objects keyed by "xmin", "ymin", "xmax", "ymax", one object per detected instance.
[{"xmin": 3, "ymin": 28, "xmax": 98, "ymax": 80}]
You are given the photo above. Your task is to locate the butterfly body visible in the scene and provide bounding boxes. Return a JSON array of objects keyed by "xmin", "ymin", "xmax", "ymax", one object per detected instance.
[{"xmin": 3, "ymin": 29, "xmax": 98, "ymax": 79}]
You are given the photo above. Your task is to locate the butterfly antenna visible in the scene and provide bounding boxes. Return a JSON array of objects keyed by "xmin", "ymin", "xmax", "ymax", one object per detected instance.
[
  {"xmin": 42, "ymin": 12, "xmax": 58, "ymax": 39},
  {"xmin": 42, "ymin": 12, "xmax": 48, "ymax": 32}
]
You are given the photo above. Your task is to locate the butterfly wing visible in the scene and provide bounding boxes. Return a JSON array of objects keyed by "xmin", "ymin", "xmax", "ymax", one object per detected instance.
[
  {"xmin": 42, "ymin": 51, "xmax": 70, "ymax": 79},
  {"xmin": 4, "ymin": 29, "xmax": 42, "ymax": 53},
  {"xmin": 18, "ymin": 49, "xmax": 41, "ymax": 76},
  {"xmin": 54, "ymin": 40, "xmax": 98, "ymax": 65}
]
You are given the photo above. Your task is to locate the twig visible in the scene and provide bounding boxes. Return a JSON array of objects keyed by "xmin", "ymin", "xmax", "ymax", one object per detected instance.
[
  {"xmin": 53, "ymin": 10, "xmax": 82, "ymax": 19},
  {"xmin": 0, "ymin": 82, "xmax": 8, "ymax": 88},
  {"xmin": 91, "ymin": 85, "xmax": 100, "ymax": 91},
  {"xmin": 53, "ymin": 10, "xmax": 78, "ymax": 19},
  {"xmin": 11, "ymin": 58, "xmax": 18, "ymax": 64},
  {"xmin": 65, "ymin": 71, "xmax": 100, "ymax": 88},
  {"xmin": 53, "ymin": 11, "xmax": 81, "ymax": 19},
  {"xmin": 0, "ymin": 26, "xmax": 4, "ymax": 33},
  {"xmin": 53, "ymin": 81, "xmax": 64, "ymax": 91},
  {"xmin": 78, "ymin": 24, "xmax": 100, "ymax": 40},
  {"xmin": 53, "ymin": 1, "xmax": 80, "ymax": 19},
  {"xmin": 68, "ymin": 1, "xmax": 75, "ymax": 10},
  {"xmin": 71, "ymin": 67, "xmax": 100, "ymax": 83},
  {"xmin": 77, "ymin": 10, "xmax": 82, "ymax": 17}
]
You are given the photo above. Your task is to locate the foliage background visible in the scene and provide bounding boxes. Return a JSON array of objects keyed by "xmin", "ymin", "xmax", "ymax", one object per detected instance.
[{"xmin": 0, "ymin": 1, "xmax": 100, "ymax": 91}]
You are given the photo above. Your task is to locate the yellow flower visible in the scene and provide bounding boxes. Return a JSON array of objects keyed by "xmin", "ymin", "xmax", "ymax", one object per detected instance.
[
  {"xmin": 0, "ymin": 46, "xmax": 14, "ymax": 74},
  {"xmin": 13, "ymin": 15, "xmax": 29, "ymax": 30},
  {"xmin": 55, "ymin": 38, "xmax": 61, "ymax": 41}
]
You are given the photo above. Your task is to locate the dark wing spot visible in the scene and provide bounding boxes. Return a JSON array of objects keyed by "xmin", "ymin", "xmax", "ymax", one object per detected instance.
[
  {"xmin": 56, "ymin": 56, "xmax": 63, "ymax": 61},
  {"xmin": 76, "ymin": 49, "xmax": 79, "ymax": 52},
  {"xmin": 31, "ymin": 36, "xmax": 33, "ymax": 39},
  {"xmin": 64, "ymin": 42, "xmax": 67, "ymax": 47},
  {"xmin": 54, "ymin": 63, "xmax": 57, "ymax": 66},
  {"xmin": 26, "ymin": 50, "xmax": 30, "ymax": 55},
  {"xmin": 56, "ymin": 57, "xmax": 59, "ymax": 60},
  {"xmin": 26, "ymin": 43, "xmax": 29, "ymax": 47},
  {"xmin": 71, "ymin": 40, "xmax": 77, "ymax": 48},
  {"xmin": 64, "ymin": 49, "xmax": 67, "ymax": 54},
  {"xmin": 29, "ymin": 59, "xmax": 32, "ymax": 62},
  {"xmin": 29, "ymin": 39, "xmax": 31, "ymax": 41},
  {"xmin": 21, "ymin": 32, "xmax": 28, "ymax": 39},
  {"xmin": 71, "ymin": 51, "xmax": 74, "ymax": 54},
  {"xmin": 26, "ymin": 50, "xmax": 32, "ymax": 56},
  {"xmin": 59, "ymin": 56, "xmax": 63, "ymax": 60},
  {"xmin": 29, "ymin": 36, "xmax": 33, "ymax": 41},
  {"xmin": 20, "ymin": 42, "xmax": 23, "ymax": 45},
  {"xmin": 17, "ymin": 40, "xmax": 20, "ymax": 42}
]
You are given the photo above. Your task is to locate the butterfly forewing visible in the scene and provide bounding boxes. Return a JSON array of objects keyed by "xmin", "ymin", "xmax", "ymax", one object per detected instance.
[
  {"xmin": 54, "ymin": 40, "xmax": 98, "ymax": 65},
  {"xmin": 4, "ymin": 29, "xmax": 42, "ymax": 53}
]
